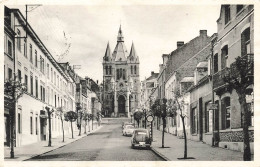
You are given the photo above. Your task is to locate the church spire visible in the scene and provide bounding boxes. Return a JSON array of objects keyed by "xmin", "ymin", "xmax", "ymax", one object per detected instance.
[
  {"xmin": 104, "ymin": 41, "xmax": 111, "ymax": 57},
  {"xmin": 129, "ymin": 41, "xmax": 137, "ymax": 58},
  {"xmin": 104, "ymin": 41, "xmax": 111, "ymax": 62},
  {"xmin": 117, "ymin": 25, "xmax": 124, "ymax": 42}
]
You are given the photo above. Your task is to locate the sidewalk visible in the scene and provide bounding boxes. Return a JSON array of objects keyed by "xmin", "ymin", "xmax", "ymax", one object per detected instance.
[
  {"xmin": 4, "ymin": 125, "xmax": 103, "ymax": 161},
  {"xmin": 151, "ymin": 128, "xmax": 253, "ymax": 161}
]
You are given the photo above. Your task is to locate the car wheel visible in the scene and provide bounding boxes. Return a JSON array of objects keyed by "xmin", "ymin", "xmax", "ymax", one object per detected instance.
[{"xmin": 131, "ymin": 144, "xmax": 135, "ymax": 149}]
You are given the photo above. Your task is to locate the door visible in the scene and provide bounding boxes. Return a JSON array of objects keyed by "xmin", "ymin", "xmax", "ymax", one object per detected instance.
[
  {"xmin": 4, "ymin": 114, "xmax": 10, "ymax": 146},
  {"xmin": 199, "ymin": 98, "xmax": 203, "ymax": 141},
  {"xmin": 118, "ymin": 95, "xmax": 126, "ymax": 116},
  {"xmin": 40, "ymin": 118, "xmax": 46, "ymax": 141}
]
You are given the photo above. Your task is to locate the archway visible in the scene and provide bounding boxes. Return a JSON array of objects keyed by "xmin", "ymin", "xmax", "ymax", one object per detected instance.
[{"xmin": 118, "ymin": 95, "xmax": 126, "ymax": 116}]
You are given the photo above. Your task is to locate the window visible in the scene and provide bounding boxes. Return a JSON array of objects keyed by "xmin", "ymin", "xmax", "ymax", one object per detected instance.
[
  {"xmin": 18, "ymin": 113, "xmax": 21, "ymax": 133},
  {"xmin": 191, "ymin": 108, "xmax": 197, "ymax": 134},
  {"xmin": 54, "ymin": 72, "xmax": 56, "ymax": 85},
  {"xmin": 18, "ymin": 70, "xmax": 22, "ymax": 83},
  {"xmin": 237, "ymin": 5, "xmax": 243, "ymax": 13},
  {"xmin": 120, "ymin": 68, "xmax": 122, "ymax": 79},
  {"xmin": 35, "ymin": 77, "xmax": 38, "ymax": 98},
  {"xmin": 117, "ymin": 69, "xmax": 119, "ymax": 80},
  {"xmin": 55, "ymin": 94, "xmax": 57, "ymax": 107},
  {"xmin": 7, "ymin": 40, "xmax": 12, "ymax": 57},
  {"xmin": 224, "ymin": 5, "xmax": 231, "ymax": 24},
  {"xmin": 105, "ymin": 66, "xmax": 108, "ymax": 75},
  {"xmin": 221, "ymin": 45, "xmax": 228, "ymax": 69},
  {"xmin": 35, "ymin": 50, "xmax": 38, "ymax": 67},
  {"xmin": 57, "ymin": 76, "xmax": 59, "ymax": 88},
  {"xmin": 24, "ymin": 39, "xmax": 26, "ymax": 57},
  {"xmin": 134, "ymin": 65, "xmax": 137, "ymax": 74},
  {"xmin": 30, "ymin": 115, "xmax": 33, "ymax": 134},
  {"xmin": 221, "ymin": 97, "xmax": 230, "ymax": 129},
  {"xmin": 213, "ymin": 54, "xmax": 218, "ymax": 73},
  {"xmin": 8, "ymin": 68, "xmax": 12, "ymax": 80},
  {"xmin": 29, "ymin": 44, "xmax": 33, "ymax": 63},
  {"xmin": 17, "ymin": 29, "xmax": 21, "ymax": 51},
  {"xmin": 24, "ymin": 74, "xmax": 28, "ymax": 91},
  {"xmin": 123, "ymin": 69, "xmax": 126, "ymax": 80},
  {"xmin": 35, "ymin": 117, "xmax": 38, "ymax": 135},
  {"xmin": 51, "ymin": 68, "xmax": 53, "ymax": 82},
  {"xmin": 47, "ymin": 64, "xmax": 49, "ymax": 78},
  {"xmin": 241, "ymin": 28, "xmax": 251, "ymax": 56},
  {"xmin": 109, "ymin": 66, "xmax": 112, "ymax": 75},
  {"xmin": 30, "ymin": 75, "xmax": 33, "ymax": 95},
  {"xmin": 131, "ymin": 66, "xmax": 133, "ymax": 74},
  {"xmin": 43, "ymin": 87, "xmax": 45, "ymax": 102}
]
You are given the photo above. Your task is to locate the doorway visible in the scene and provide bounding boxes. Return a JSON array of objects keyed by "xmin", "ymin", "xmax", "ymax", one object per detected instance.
[
  {"xmin": 118, "ymin": 95, "xmax": 126, "ymax": 117},
  {"xmin": 40, "ymin": 118, "xmax": 46, "ymax": 141}
]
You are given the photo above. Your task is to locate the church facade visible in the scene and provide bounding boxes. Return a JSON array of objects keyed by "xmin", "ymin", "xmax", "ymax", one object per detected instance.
[{"xmin": 102, "ymin": 26, "xmax": 140, "ymax": 118}]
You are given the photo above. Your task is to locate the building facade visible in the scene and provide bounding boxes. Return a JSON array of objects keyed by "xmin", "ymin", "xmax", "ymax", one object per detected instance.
[
  {"xmin": 102, "ymin": 26, "xmax": 141, "ymax": 118},
  {"xmin": 211, "ymin": 5, "xmax": 254, "ymax": 153}
]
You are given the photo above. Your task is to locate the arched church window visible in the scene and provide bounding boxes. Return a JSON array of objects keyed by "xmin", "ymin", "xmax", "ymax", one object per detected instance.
[
  {"xmin": 109, "ymin": 66, "xmax": 112, "ymax": 75},
  {"xmin": 131, "ymin": 66, "xmax": 133, "ymax": 74},
  {"xmin": 120, "ymin": 68, "xmax": 123, "ymax": 79},
  {"xmin": 134, "ymin": 65, "xmax": 137, "ymax": 74},
  {"xmin": 117, "ymin": 69, "xmax": 120, "ymax": 80},
  {"xmin": 105, "ymin": 66, "xmax": 108, "ymax": 75},
  {"xmin": 123, "ymin": 69, "xmax": 126, "ymax": 80}
]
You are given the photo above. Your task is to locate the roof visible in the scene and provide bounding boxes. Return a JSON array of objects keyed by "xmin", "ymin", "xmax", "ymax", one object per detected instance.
[
  {"xmin": 113, "ymin": 42, "xmax": 128, "ymax": 61},
  {"xmin": 104, "ymin": 42, "xmax": 111, "ymax": 58},
  {"xmin": 129, "ymin": 42, "xmax": 137, "ymax": 58},
  {"xmin": 146, "ymin": 73, "xmax": 159, "ymax": 81},
  {"xmin": 180, "ymin": 77, "xmax": 194, "ymax": 83},
  {"xmin": 196, "ymin": 62, "xmax": 208, "ymax": 68}
]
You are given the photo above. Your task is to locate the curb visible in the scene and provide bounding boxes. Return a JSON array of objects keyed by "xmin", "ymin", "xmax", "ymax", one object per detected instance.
[
  {"xmin": 22, "ymin": 126, "xmax": 103, "ymax": 161},
  {"xmin": 150, "ymin": 146, "xmax": 171, "ymax": 161}
]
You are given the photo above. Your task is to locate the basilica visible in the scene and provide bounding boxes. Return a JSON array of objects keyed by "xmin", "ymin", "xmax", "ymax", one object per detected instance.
[{"xmin": 102, "ymin": 26, "xmax": 140, "ymax": 118}]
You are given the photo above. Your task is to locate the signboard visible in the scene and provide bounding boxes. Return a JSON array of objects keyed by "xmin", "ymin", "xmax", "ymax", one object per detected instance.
[
  {"xmin": 146, "ymin": 115, "xmax": 154, "ymax": 122},
  {"xmin": 208, "ymin": 103, "xmax": 218, "ymax": 110}
]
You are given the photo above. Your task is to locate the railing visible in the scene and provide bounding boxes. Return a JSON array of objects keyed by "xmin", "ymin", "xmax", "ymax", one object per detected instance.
[{"xmin": 213, "ymin": 53, "xmax": 254, "ymax": 90}]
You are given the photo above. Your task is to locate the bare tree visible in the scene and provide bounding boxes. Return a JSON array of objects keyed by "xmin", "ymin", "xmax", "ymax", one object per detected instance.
[
  {"xmin": 171, "ymin": 86, "xmax": 188, "ymax": 159},
  {"xmin": 133, "ymin": 111, "xmax": 143, "ymax": 128},
  {"xmin": 222, "ymin": 55, "xmax": 254, "ymax": 161}
]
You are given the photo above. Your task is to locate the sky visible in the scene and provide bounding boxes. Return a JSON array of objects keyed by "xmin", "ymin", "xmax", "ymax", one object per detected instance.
[{"xmin": 8, "ymin": 5, "xmax": 220, "ymax": 82}]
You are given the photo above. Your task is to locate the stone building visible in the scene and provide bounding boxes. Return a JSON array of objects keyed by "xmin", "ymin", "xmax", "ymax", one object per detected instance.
[
  {"xmin": 4, "ymin": 7, "xmax": 76, "ymax": 147},
  {"xmin": 102, "ymin": 26, "xmax": 141, "ymax": 117},
  {"xmin": 211, "ymin": 5, "xmax": 254, "ymax": 153}
]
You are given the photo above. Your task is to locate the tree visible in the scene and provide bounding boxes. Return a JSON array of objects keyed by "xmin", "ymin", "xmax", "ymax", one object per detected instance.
[
  {"xmin": 133, "ymin": 111, "xmax": 143, "ymax": 128},
  {"xmin": 4, "ymin": 77, "xmax": 26, "ymax": 158},
  {"xmin": 82, "ymin": 112, "xmax": 88, "ymax": 134},
  {"xmin": 45, "ymin": 107, "xmax": 54, "ymax": 146},
  {"xmin": 56, "ymin": 107, "xmax": 66, "ymax": 142},
  {"xmin": 77, "ymin": 110, "xmax": 83, "ymax": 136},
  {"xmin": 64, "ymin": 111, "xmax": 78, "ymax": 139},
  {"xmin": 171, "ymin": 86, "xmax": 188, "ymax": 159},
  {"xmin": 151, "ymin": 99, "xmax": 161, "ymax": 130},
  {"xmin": 222, "ymin": 55, "xmax": 254, "ymax": 161}
]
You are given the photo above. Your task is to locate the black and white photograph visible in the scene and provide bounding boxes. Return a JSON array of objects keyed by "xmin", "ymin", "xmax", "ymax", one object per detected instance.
[{"xmin": 2, "ymin": 0, "xmax": 258, "ymax": 166}]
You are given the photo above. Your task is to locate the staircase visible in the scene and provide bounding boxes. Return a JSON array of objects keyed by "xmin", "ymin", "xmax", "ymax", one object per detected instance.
[{"xmin": 102, "ymin": 118, "xmax": 131, "ymax": 125}]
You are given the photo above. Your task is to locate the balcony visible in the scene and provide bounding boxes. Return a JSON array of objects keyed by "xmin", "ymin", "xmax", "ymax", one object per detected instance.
[{"xmin": 213, "ymin": 54, "xmax": 254, "ymax": 91}]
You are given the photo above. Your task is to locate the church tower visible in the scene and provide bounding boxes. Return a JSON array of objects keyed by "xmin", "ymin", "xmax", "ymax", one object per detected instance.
[{"xmin": 102, "ymin": 25, "xmax": 140, "ymax": 118}]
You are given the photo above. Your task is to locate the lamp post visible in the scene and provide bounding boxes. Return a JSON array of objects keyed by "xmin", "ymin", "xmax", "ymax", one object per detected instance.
[{"xmin": 143, "ymin": 109, "xmax": 147, "ymax": 129}]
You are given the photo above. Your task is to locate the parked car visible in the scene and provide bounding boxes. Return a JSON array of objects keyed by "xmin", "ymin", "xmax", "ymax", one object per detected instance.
[
  {"xmin": 122, "ymin": 125, "xmax": 135, "ymax": 136},
  {"xmin": 122, "ymin": 122, "xmax": 134, "ymax": 129},
  {"xmin": 131, "ymin": 129, "xmax": 152, "ymax": 149}
]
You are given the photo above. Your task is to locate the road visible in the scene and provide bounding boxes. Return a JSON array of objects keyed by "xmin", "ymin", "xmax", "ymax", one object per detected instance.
[{"xmin": 29, "ymin": 121, "xmax": 164, "ymax": 161}]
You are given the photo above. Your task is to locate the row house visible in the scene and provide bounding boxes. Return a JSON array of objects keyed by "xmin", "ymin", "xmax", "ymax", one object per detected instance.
[
  {"xmin": 140, "ymin": 71, "xmax": 159, "ymax": 110},
  {"xmin": 149, "ymin": 4, "xmax": 254, "ymax": 154},
  {"xmin": 164, "ymin": 30, "xmax": 212, "ymax": 135},
  {"xmin": 4, "ymin": 7, "xmax": 77, "ymax": 147},
  {"xmin": 211, "ymin": 5, "xmax": 254, "ymax": 153}
]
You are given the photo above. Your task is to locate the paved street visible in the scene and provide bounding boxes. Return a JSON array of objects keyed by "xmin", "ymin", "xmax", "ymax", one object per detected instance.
[{"xmin": 28, "ymin": 121, "xmax": 163, "ymax": 161}]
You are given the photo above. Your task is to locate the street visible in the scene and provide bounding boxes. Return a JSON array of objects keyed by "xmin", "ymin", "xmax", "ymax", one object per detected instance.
[{"xmin": 28, "ymin": 120, "xmax": 163, "ymax": 161}]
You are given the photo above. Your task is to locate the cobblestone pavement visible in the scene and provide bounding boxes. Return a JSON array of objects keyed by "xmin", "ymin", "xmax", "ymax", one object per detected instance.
[{"xmin": 28, "ymin": 123, "xmax": 164, "ymax": 161}]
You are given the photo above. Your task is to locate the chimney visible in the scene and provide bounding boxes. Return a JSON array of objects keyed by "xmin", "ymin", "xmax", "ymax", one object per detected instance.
[
  {"xmin": 177, "ymin": 41, "xmax": 184, "ymax": 49},
  {"xmin": 151, "ymin": 71, "xmax": 154, "ymax": 76},
  {"xmin": 162, "ymin": 54, "xmax": 169, "ymax": 66},
  {"xmin": 200, "ymin": 30, "xmax": 207, "ymax": 36}
]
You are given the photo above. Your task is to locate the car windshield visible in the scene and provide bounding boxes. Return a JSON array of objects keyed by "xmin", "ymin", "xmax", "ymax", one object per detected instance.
[{"xmin": 126, "ymin": 126, "xmax": 134, "ymax": 129}]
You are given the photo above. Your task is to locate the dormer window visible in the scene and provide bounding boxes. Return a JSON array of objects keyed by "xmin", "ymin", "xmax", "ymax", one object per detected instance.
[{"xmin": 224, "ymin": 5, "xmax": 231, "ymax": 24}]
